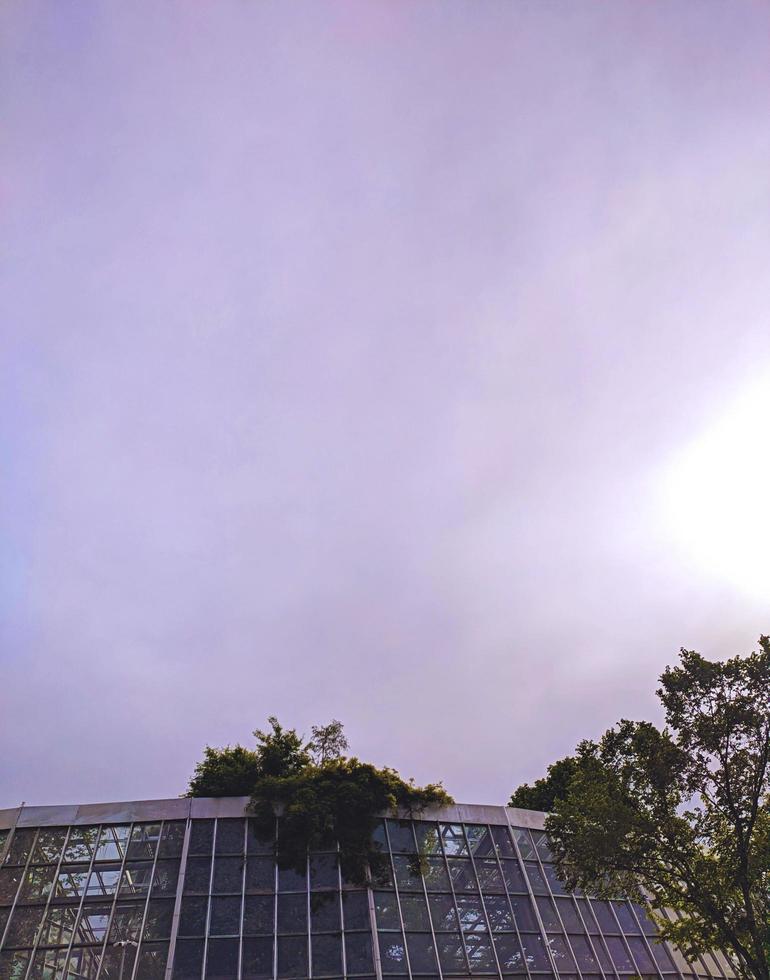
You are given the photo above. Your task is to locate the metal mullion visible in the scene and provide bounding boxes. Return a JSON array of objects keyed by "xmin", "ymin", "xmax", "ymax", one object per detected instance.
[
  {"xmin": 0, "ymin": 807, "xmax": 22, "ymax": 865},
  {"xmin": 463, "ymin": 825, "xmax": 503, "ymax": 980},
  {"xmin": 531, "ymin": 844, "xmax": 586, "ymax": 980},
  {"xmin": 604, "ymin": 899, "xmax": 645, "ymax": 980},
  {"xmin": 24, "ymin": 825, "xmax": 75, "ymax": 980},
  {"xmin": 128, "ymin": 821, "xmax": 163, "ymax": 980},
  {"xmin": 413, "ymin": 821, "xmax": 444, "ymax": 980},
  {"xmin": 61, "ymin": 825, "xmax": 101, "ymax": 980},
  {"xmin": 238, "ymin": 819, "xmax": 247, "ymax": 980},
  {"xmin": 491, "ymin": 825, "xmax": 533, "ymax": 980},
  {"xmin": 306, "ymin": 850, "xmax": 311, "ymax": 979},
  {"xmin": 273, "ymin": 818, "xmax": 279, "ymax": 980},
  {"xmin": 94, "ymin": 821, "xmax": 132, "ymax": 980},
  {"xmin": 505, "ymin": 819, "xmax": 560, "ymax": 979},
  {"xmin": 164, "ymin": 815, "xmax": 193, "ymax": 980},
  {"xmin": 570, "ymin": 894, "xmax": 614, "ymax": 980},
  {"xmin": 3, "ymin": 826, "xmax": 40, "ymax": 974},
  {"xmin": 337, "ymin": 840, "xmax": 349, "ymax": 980},
  {"xmin": 202, "ymin": 820, "xmax": 218, "ymax": 980},
  {"xmin": 438, "ymin": 823, "xmax": 472, "ymax": 977},
  {"xmin": 382, "ymin": 819, "xmax": 415, "ymax": 980},
  {"xmin": 584, "ymin": 899, "xmax": 622, "ymax": 980}
]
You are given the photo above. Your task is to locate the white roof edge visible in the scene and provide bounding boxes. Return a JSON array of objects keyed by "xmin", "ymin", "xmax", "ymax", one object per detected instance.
[{"xmin": 0, "ymin": 797, "xmax": 547, "ymax": 831}]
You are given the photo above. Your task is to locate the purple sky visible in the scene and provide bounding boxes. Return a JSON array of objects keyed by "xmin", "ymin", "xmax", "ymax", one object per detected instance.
[{"xmin": 3, "ymin": 2, "xmax": 770, "ymax": 810}]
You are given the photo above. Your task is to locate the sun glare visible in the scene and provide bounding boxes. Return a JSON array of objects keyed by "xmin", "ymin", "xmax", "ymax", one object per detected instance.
[{"xmin": 660, "ymin": 374, "xmax": 770, "ymax": 603}]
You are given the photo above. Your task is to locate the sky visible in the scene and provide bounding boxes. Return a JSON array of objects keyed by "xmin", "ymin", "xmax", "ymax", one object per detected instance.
[{"xmin": 3, "ymin": 1, "xmax": 770, "ymax": 811}]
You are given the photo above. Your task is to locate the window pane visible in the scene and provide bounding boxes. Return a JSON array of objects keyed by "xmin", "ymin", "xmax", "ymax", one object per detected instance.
[
  {"xmin": 206, "ymin": 938, "xmax": 239, "ymax": 980},
  {"xmin": 591, "ymin": 901, "xmax": 619, "ymax": 933},
  {"xmin": 509, "ymin": 896, "xmax": 538, "ymax": 932},
  {"xmin": 520, "ymin": 933, "xmax": 552, "ymax": 972},
  {"xmin": 159, "ymin": 822, "xmax": 186, "ymax": 859},
  {"xmin": 189, "ymin": 822, "xmax": 214, "ymax": 856},
  {"xmin": 87, "ymin": 864, "xmax": 122, "ymax": 898},
  {"xmin": 556, "ymin": 897, "xmax": 584, "ymax": 933},
  {"xmin": 393, "ymin": 855, "xmax": 422, "ymax": 891},
  {"xmin": 244, "ymin": 894, "xmax": 274, "ymax": 936},
  {"xmin": 524, "ymin": 862, "xmax": 548, "ymax": 894},
  {"xmin": 400, "ymin": 893, "xmax": 430, "ymax": 931},
  {"xmin": 18, "ymin": 865, "xmax": 55, "ymax": 902},
  {"xmin": 95, "ymin": 826, "xmax": 131, "ymax": 862},
  {"xmin": 63, "ymin": 828, "xmax": 99, "ymax": 864},
  {"xmin": 406, "ymin": 933, "xmax": 439, "ymax": 974},
  {"xmin": 55, "ymin": 867, "xmax": 89, "ymax": 899},
  {"xmin": 570, "ymin": 935, "xmax": 600, "ymax": 971},
  {"xmin": 31, "ymin": 830, "xmax": 67, "ymax": 866},
  {"xmin": 448, "ymin": 858, "xmax": 478, "ymax": 892},
  {"xmin": 312, "ymin": 933, "xmax": 343, "ymax": 977},
  {"xmin": 456, "ymin": 894, "xmax": 487, "ymax": 934},
  {"xmin": 127, "ymin": 824, "xmax": 161, "ymax": 862},
  {"xmin": 247, "ymin": 822, "xmax": 274, "ymax": 856},
  {"xmin": 422, "ymin": 857, "xmax": 450, "ymax": 892},
  {"xmin": 65, "ymin": 947, "xmax": 101, "ymax": 980},
  {"xmin": 278, "ymin": 863, "xmax": 306, "ymax": 893},
  {"xmin": 484, "ymin": 895, "xmax": 514, "ymax": 932},
  {"xmin": 309, "ymin": 854, "xmax": 338, "ymax": 890},
  {"xmin": 4, "ymin": 830, "xmax": 36, "ymax": 866},
  {"xmin": 310, "ymin": 892, "xmax": 340, "ymax": 933},
  {"xmin": 73, "ymin": 905, "xmax": 112, "ymax": 945},
  {"xmin": 377, "ymin": 931, "xmax": 408, "ymax": 975},
  {"xmin": 4, "ymin": 906, "xmax": 45, "ymax": 948},
  {"xmin": 144, "ymin": 899, "xmax": 175, "ymax": 940},
  {"xmin": 172, "ymin": 939, "xmax": 205, "ymax": 980},
  {"xmin": 476, "ymin": 859, "xmax": 505, "ymax": 893},
  {"xmin": 109, "ymin": 904, "xmax": 144, "ymax": 943},
  {"xmin": 119, "ymin": 862, "xmax": 153, "ymax": 897},
  {"xmin": 183, "ymin": 857, "xmax": 212, "ymax": 894},
  {"xmin": 435, "ymin": 931, "xmax": 467, "ymax": 974},
  {"xmin": 375, "ymin": 891, "xmax": 400, "ymax": 931},
  {"xmin": 152, "ymin": 859, "xmax": 180, "ymax": 897},
  {"xmin": 501, "ymin": 860, "xmax": 527, "ymax": 893},
  {"xmin": 135, "ymin": 942, "xmax": 168, "ymax": 980},
  {"xmin": 428, "ymin": 893, "xmax": 458, "ymax": 932},
  {"xmin": 0, "ymin": 867, "xmax": 22, "ymax": 905},
  {"xmin": 387, "ymin": 821, "xmax": 416, "ymax": 854},
  {"xmin": 510, "ymin": 829, "xmax": 536, "ymax": 861},
  {"xmin": 210, "ymin": 895, "xmax": 242, "ymax": 936},
  {"xmin": 38, "ymin": 906, "xmax": 77, "ymax": 947},
  {"xmin": 212, "ymin": 856, "xmax": 243, "ymax": 894},
  {"xmin": 277, "ymin": 936, "xmax": 309, "ymax": 978},
  {"xmin": 628, "ymin": 936, "xmax": 657, "ymax": 973},
  {"xmin": 548, "ymin": 935, "xmax": 577, "ymax": 970},
  {"xmin": 607, "ymin": 936, "xmax": 635, "ymax": 972},
  {"xmin": 214, "ymin": 820, "xmax": 244, "ymax": 856},
  {"xmin": 439, "ymin": 825, "xmax": 468, "ymax": 857},
  {"xmin": 342, "ymin": 891, "xmax": 369, "ymax": 931},
  {"xmin": 536, "ymin": 896, "xmax": 561, "ymax": 932},
  {"xmin": 414, "ymin": 823, "xmax": 442, "ymax": 856},
  {"xmin": 466, "ymin": 826, "xmax": 495, "ymax": 858},
  {"xmin": 30, "ymin": 948, "xmax": 69, "ymax": 980},
  {"xmin": 614, "ymin": 902, "xmax": 641, "ymax": 934},
  {"xmin": 346, "ymin": 931, "xmax": 374, "ymax": 975},
  {"xmin": 246, "ymin": 857, "xmax": 274, "ymax": 893},
  {"xmin": 180, "ymin": 897, "xmax": 209, "ymax": 937},
  {"xmin": 490, "ymin": 826, "xmax": 516, "ymax": 860},
  {"xmin": 277, "ymin": 893, "xmax": 307, "ymax": 934},
  {"xmin": 465, "ymin": 933, "xmax": 497, "ymax": 974},
  {"xmin": 242, "ymin": 937, "xmax": 273, "ymax": 979},
  {"xmin": 495, "ymin": 933, "xmax": 526, "ymax": 974}
]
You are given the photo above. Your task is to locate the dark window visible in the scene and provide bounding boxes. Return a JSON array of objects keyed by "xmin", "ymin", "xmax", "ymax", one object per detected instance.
[
  {"xmin": 406, "ymin": 933, "xmax": 439, "ymax": 974},
  {"xmin": 309, "ymin": 854, "xmax": 338, "ymax": 890},
  {"xmin": 345, "ymin": 931, "xmax": 375, "ymax": 976},
  {"xmin": 189, "ymin": 821, "xmax": 214, "ymax": 856},
  {"xmin": 378, "ymin": 931, "xmax": 408, "ymax": 975},
  {"xmin": 143, "ymin": 899, "xmax": 175, "ymax": 941},
  {"xmin": 215, "ymin": 819, "xmax": 245, "ymax": 856},
  {"xmin": 183, "ymin": 857, "xmax": 212, "ymax": 895},
  {"xmin": 310, "ymin": 892, "xmax": 340, "ymax": 932},
  {"xmin": 427, "ymin": 893, "xmax": 458, "ymax": 932},
  {"xmin": 312, "ymin": 933, "xmax": 343, "ymax": 976},
  {"xmin": 243, "ymin": 895, "xmax": 274, "ymax": 936},
  {"xmin": 495, "ymin": 933, "xmax": 526, "ymax": 973},
  {"xmin": 206, "ymin": 938, "xmax": 239, "ymax": 980},
  {"xmin": 242, "ymin": 937, "xmax": 273, "ymax": 979},
  {"xmin": 172, "ymin": 939, "xmax": 205, "ymax": 980},
  {"xmin": 342, "ymin": 891, "xmax": 370, "ymax": 931},
  {"xmin": 400, "ymin": 893, "xmax": 430, "ymax": 931},
  {"xmin": 159, "ymin": 822, "xmax": 186, "ymax": 858},
  {"xmin": 277, "ymin": 893, "xmax": 307, "ymax": 934},
  {"xmin": 277, "ymin": 935, "xmax": 308, "ymax": 978},
  {"xmin": 246, "ymin": 857, "xmax": 274, "ymax": 892},
  {"xmin": 209, "ymin": 895, "xmax": 242, "ymax": 936},
  {"xmin": 179, "ymin": 896, "xmax": 209, "ymax": 937},
  {"xmin": 212, "ymin": 856, "xmax": 243, "ymax": 894},
  {"xmin": 135, "ymin": 942, "xmax": 168, "ymax": 980},
  {"xmin": 387, "ymin": 820, "xmax": 417, "ymax": 854}
]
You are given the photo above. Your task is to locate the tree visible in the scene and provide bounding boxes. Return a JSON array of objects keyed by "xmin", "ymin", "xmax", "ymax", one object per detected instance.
[
  {"xmin": 541, "ymin": 641, "xmax": 770, "ymax": 980},
  {"xmin": 509, "ymin": 756, "xmax": 580, "ymax": 811},
  {"xmin": 253, "ymin": 716, "xmax": 311, "ymax": 777},
  {"xmin": 307, "ymin": 719, "xmax": 349, "ymax": 764}
]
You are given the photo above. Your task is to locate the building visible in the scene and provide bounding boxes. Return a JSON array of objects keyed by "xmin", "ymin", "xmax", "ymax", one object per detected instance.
[{"xmin": 0, "ymin": 797, "xmax": 736, "ymax": 980}]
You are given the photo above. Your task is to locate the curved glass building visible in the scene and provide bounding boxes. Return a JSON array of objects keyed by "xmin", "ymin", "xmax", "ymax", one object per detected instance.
[{"xmin": 0, "ymin": 798, "xmax": 735, "ymax": 980}]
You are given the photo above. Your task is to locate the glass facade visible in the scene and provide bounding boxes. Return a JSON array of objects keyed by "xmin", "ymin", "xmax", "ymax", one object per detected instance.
[{"xmin": 0, "ymin": 802, "xmax": 736, "ymax": 980}]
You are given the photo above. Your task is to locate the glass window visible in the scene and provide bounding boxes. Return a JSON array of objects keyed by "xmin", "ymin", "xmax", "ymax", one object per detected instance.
[
  {"xmin": 439, "ymin": 825, "xmax": 468, "ymax": 857},
  {"xmin": 465, "ymin": 825, "xmax": 495, "ymax": 858},
  {"xmin": 555, "ymin": 897, "xmax": 584, "ymax": 933},
  {"xmin": 406, "ymin": 933, "xmax": 439, "ymax": 974},
  {"xmin": 214, "ymin": 819, "xmax": 244, "ymax": 856},
  {"xmin": 159, "ymin": 821, "xmax": 186, "ymax": 859},
  {"xmin": 118, "ymin": 862, "xmax": 153, "ymax": 897},
  {"xmin": 4, "ymin": 829, "xmax": 36, "ymax": 866},
  {"xmin": 127, "ymin": 823, "xmax": 161, "ymax": 861},
  {"xmin": 613, "ymin": 901, "xmax": 641, "ymax": 934},
  {"xmin": 95, "ymin": 825, "xmax": 130, "ymax": 862},
  {"xmin": 312, "ymin": 933, "xmax": 343, "ymax": 976},
  {"xmin": 606, "ymin": 936, "xmax": 635, "ymax": 972},
  {"xmin": 490, "ymin": 826, "xmax": 516, "ymax": 859},
  {"xmin": 210, "ymin": 895, "xmax": 242, "ymax": 936},
  {"xmin": 206, "ymin": 937, "xmax": 239, "ymax": 979},
  {"xmin": 378, "ymin": 931, "xmax": 408, "ymax": 975},
  {"xmin": 310, "ymin": 892, "xmax": 340, "ymax": 933},
  {"xmin": 277, "ymin": 893, "xmax": 307, "ymax": 934},
  {"xmin": 143, "ymin": 898, "xmax": 175, "ymax": 940},
  {"xmin": 569, "ymin": 935, "xmax": 600, "ymax": 971},
  {"xmin": 575, "ymin": 898, "xmax": 600, "ymax": 934},
  {"xmin": 464, "ymin": 933, "xmax": 497, "ymax": 973},
  {"xmin": 520, "ymin": 932, "xmax": 552, "ymax": 971},
  {"xmin": 31, "ymin": 829, "xmax": 67, "ymax": 865},
  {"xmin": 591, "ymin": 935, "xmax": 615, "ymax": 974},
  {"xmin": 135, "ymin": 942, "xmax": 168, "ymax": 980},
  {"xmin": 247, "ymin": 821, "xmax": 274, "ymax": 855},
  {"xmin": 414, "ymin": 823, "xmax": 442, "ymax": 856},
  {"xmin": 309, "ymin": 854, "xmax": 338, "ymax": 890},
  {"xmin": 37, "ymin": 905, "xmax": 77, "ymax": 947},
  {"xmin": 3, "ymin": 905, "xmax": 45, "ymax": 948},
  {"xmin": 627, "ymin": 936, "xmax": 657, "ymax": 973},
  {"xmin": 18, "ymin": 864, "xmax": 55, "ymax": 902},
  {"xmin": 456, "ymin": 894, "xmax": 487, "ymax": 934},
  {"xmin": 108, "ymin": 903, "xmax": 144, "ymax": 943},
  {"xmin": 172, "ymin": 938, "xmax": 205, "ymax": 980},
  {"xmin": 346, "ymin": 931, "xmax": 375, "ymax": 975},
  {"xmin": 342, "ymin": 890, "xmax": 369, "ymax": 930},
  {"xmin": 278, "ymin": 863, "xmax": 306, "ymax": 893},
  {"xmin": 179, "ymin": 896, "xmax": 209, "ymax": 937},
  {"xmin": 484, "ymin": 895, "xmax": 514, "ymax": 932},
  {"xmin": 435, "ymin": 931, "xmax": 467, "ymax": 974},
  {"xmin": 242, "ymin": 937, "xmax": 273, "ymax": 980},
  {"xmin": 246, "ymin": 857, "xmax": 274, "ymax": 892},
  {"xmin": 494, "ymin": 933, "xmax": 526, "ymax": 974},
  {"xmin": 501, "ymin": 859, "xmax": 527, "ymax": 894},
  {"xmin": 87, "ymin": 863, "xmax": 122, "ymax": 898},
  {"xmin": 189, "ymin": 822, "xmax": 214, "ymax": 857},
  {"xmin": 64, "ymin": 946, "xmax": 101, "ymax": 980},
  {"xmin": 387, "ymin": 820, "xmax": 417, "ymax": 854},
  {"xmin": 508, "ymin": 895, "xmax": 538, "ymax": 933},
  {"xmin": 54, "ymin": 866, "xmax": 89, "ymax": 899},
  {"xmin": 277, "ymin": 935, "xmax": 308, "ymax": 978},
  {"xmin": 63, "ymin": 828, "xmax": 98, "ymax": 864},
  {"xmin": 73, "ymin": 905, "xmax": 112, "ymax": 945},
  {"xmin": 400, "ymin": 893, "xmax": 430, "ymax": 930},
  {"xmin": 30, "ymin": 948, "xmax": 68, "ymax": 979},
  {"xmin": 510, "ymin": 829, "xmax": 536, "ymax": 861},
  {"xmin": 428, "ymin": 893, "xmax": 458, "ymax": 932},
  {"xmin": 422, "ymin": 856, "xmax": 450, "ymax": 892},
  {"xmin": 244, "ymin": 895, "xmax": 274, "ymax": 935},
  {"xmin": 152, "ymin": 859, "xmax": 180, "ymax": 897},
  {"xmin": 630, "ymin": 902, "xmax": 658, "ymax": 936},
  {"xmin": 651, "ymin": 940, "xmax": 677, "ymax": 972},
  {"xmin": 375, "ymin": 891, "xmax": 401, "ymax": 930},
  {"xmin": 530, "ymin": 832, "xmax": 553, "ymax": 863},
  {"xmin": 392, "ymin": 855, "xmax": 422, "ymax": 891},
  {"xmin": 543, "ymin": 862, "xmax": 569, "ymax": 895},
  {"xmin": 523, "ymin": 862, "xmax": 548, "ymax": 895},
  {"xmin": 0, "ymin": 867, "xmax": 22, "ymax": 905},
  {"xmin": 183, "ymin": 856, "xmax": 212, "ymax": 895},
  {"xmin": 592, "ymin": 901, "xmax": 620, "ymax": 933},
  {"xmin": 212, "ymin": 856, "xmax": 243, "ymax": 894},
  {"xmin": 447, "ymin": 857, "xmax": 478, "ymax": 892},
  {"xmin": 475, "ymin": 859, "xmax": 505, "ymax": 893},
  {"xmin": 536, "ymin": 896, "xmax": 561, "ymax": 932}
]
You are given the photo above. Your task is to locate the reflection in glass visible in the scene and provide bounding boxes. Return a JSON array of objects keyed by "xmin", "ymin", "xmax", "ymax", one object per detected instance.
[
  {"xmin": 440, "ymin": 824, "xmax": 468, "ymax": 857},
  {"xmin": 511, "ymin": 829, "xmax": 536, "ymax": 861},
  {"xmin": 375, "ymin": 891, "xmax": 401, "ymax": 931},
  {"xmin": 152, "ymin": 859, "xmax": 180, "ymax": 897},
  {"xmin": 63, "ymin": 828, "xmax": 99, "ymax": 864},
  {"xmin": 19, "ymin": 865, "xmax": 55, "ymax": 902},
  {"xmin": 212, "ymin": 856, "xmax": 243, "ymax": 894},
  {"xmin": 189, "ymin": 821, "xmax": 214, "ymax": 856},
  {"xmin": 38, "ymin": 906, "xmax": 77, "ymax": 947},
  {"xmin": 144, "ymin": 898, "xmax": 175, "ymax": 940},
  {"xmin": 31, "ymin": 829, "xmax": 67, "ymax": 865},
  {"xmin": 95, "ymin": 825, "xmax": 130, "ymax": 862},
  {"xmin": 309, "ymin": 854, "xmax": 338, "ymax": 890},
  {"xmin": 447, "ymin": 857, "xmax": 478, "ymax": 892},
  {"xmin": 494, "ymin": 933, "xmax": 526, "ymax": 974},
  {"xmin": 465, "ymin": 825, "xmax": 494, "ymax": 857},
  {"xmin": 245, "ymin": 857, "xmax": 274, "ymax": 893},
  {"xmin": 4, "ymin": 829, "xmax": 36, "ymax": 867},
  {"xmin": 436, "ymin": 931, "xmax": 467, "ymax": 974},
  {"xmin": 127, "ymin": 823, "xmax": 161, "ymax": 861},
  {"xmin": 159, "ymin": 821, "xmax": 186, "ymax": 859},
  {"xmin": 428, "ymin": 892, "xmax": 458, "ymax": 932},
  {"xmin": 87, "ymin": 864, "xmax": 122, "ymax": 897},
  {"xmin": 387, "ymin": 820, "xmax": 417, "ymax": 854},
  {"xmin": 378, "ymin": 930, "xmax": 409, "ymax": 975},
  {"xmin": 456, "ymin": 894, "xmax": 487, "ymax": 934},
  {"xmin": 183, "ymin": 857, "xmax": 212, "ymax": 895},
  {"xmin": 465, "ymin": 933, "xmax": 497, "ymax": 973},
  {"xmin": 484, "ymin": 895, "xmax": 514, "ymax": 932},
  {"xmin": 4, "ymin": 905, "xmax": 45, "ymax": 948},
  {"xmin": 135, "ymin": 942, "xmax": 168, "ymax": 980},
  {"xmin": 414, "ymin": 822, "xmax": 442, "ymax": 856},
  {"xmin": 74, "ymin": 904, "xmax": 112, "ymax": 944}
]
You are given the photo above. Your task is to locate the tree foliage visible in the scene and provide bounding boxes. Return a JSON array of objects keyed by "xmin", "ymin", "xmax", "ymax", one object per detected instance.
[
  {"xmin": 541, "ymin": 641, "xmax": 770, "ymax": 980},
  {"xmin": 509, "ymin": 756, "xmax": 581, "ymax": 812},
  {"xmin": 188, "ymin": 717, "xmax": 452, "ymax": 885}
]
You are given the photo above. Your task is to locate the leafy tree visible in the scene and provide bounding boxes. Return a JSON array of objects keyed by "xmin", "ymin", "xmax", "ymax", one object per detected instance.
[
  {"xmin": 307, "ymin": 719, "xmax": 349, "ymax": 764},
  {"xmin": 541, "ymin": 641, "xmax": 770, "ymax": 980},
  {"xmin": 509, "ymin": 755, "xmax": 580, "ymax": 811},
  {"xmin": 187, "ymin": 745, "xmax": 261, "ymax": 797},
  {"xmin": 254, "ymin": 716, "xmax": 311, "ymax": 777}
]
